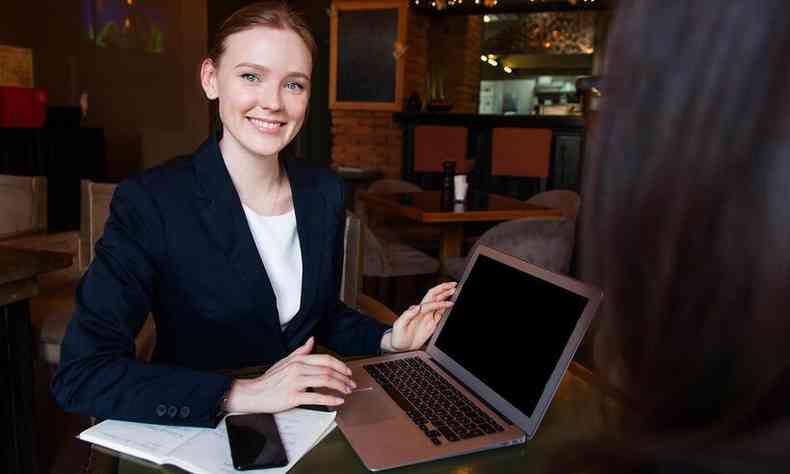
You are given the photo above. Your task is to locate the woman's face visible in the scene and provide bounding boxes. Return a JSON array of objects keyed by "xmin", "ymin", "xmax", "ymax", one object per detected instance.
[{"xmin": 201, "ymin": 26, "xmax": 312, "ymax": 160}]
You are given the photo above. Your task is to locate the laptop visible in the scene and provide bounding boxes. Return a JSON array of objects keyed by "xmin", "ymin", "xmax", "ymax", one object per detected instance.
[{"xmin": 335, "ymin": 245, "xmax": 603, "ymax": 471}]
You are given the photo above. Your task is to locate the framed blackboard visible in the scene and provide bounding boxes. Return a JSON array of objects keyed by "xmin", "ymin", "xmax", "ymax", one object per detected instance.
[{"xmin": 330, "ymin": 1, "xmax": 407, "ymax": 111}]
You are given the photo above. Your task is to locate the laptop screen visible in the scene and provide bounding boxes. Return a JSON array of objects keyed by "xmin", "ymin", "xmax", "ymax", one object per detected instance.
[{"xmin": 433, "ymin": 254, "xmax": 589, "ymax": 418}]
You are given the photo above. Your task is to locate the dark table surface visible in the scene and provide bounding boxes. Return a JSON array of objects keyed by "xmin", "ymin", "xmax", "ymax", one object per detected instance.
[
  {"xmin": 0, "ymin": 246, "xmax": 73, "ymax": 303},
  {"xmin": 106, "ymin": 363, "xmax": 623, "ymax": 474}
]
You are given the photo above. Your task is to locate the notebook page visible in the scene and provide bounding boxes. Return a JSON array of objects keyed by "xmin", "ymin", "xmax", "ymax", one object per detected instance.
[
  {"xmin": 78, "ymin": 420, "xmax": 205, "ymax": 465},
  {"xmin": 170, "ymin": 409, "xmax": 337, "ymax": 474}
]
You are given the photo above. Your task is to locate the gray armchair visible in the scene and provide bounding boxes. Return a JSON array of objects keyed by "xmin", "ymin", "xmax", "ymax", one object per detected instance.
[
  {"xmin": 444, "ymin": 217, "xmax": 576, "ymax": 280},
  {"xmin": 446, "ymin": 190, "xmax": 580, "ymax": 280}
]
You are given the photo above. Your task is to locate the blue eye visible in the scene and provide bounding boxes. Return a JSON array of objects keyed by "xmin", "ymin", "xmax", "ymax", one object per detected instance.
[
  {"xmin": 285, "ymin": 81, "xmax": 305, "ymax": 92},
  {"xmin": 241, "ymin": 73, "xmax": 259, "ymax": 82}
]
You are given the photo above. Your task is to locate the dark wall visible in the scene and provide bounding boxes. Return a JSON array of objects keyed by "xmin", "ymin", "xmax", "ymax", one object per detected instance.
[{"xmin": 0, "ymin": 0, "xmax": 209, "ymax": 179}]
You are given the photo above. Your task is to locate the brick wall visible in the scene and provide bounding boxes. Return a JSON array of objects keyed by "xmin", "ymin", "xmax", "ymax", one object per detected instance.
[
  {"xmin": 428, "ymin": 15, "xmax": 482, "ymax": 114},
  {"xmin": 459, "ymin": 16, "xmax": 483, "ymax": 113},
  {"xmin": 330, "ymin": 110, "xmax": 403, "ymax": 178},
  {"xmin": 330, "ymin": 9, "xmax": 480, "ymax": 178}
]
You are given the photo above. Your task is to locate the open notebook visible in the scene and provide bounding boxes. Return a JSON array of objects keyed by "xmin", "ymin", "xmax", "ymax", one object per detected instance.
[{"xmin": 78, "ymin": 409, "xmax": 336, "ymax": 474}]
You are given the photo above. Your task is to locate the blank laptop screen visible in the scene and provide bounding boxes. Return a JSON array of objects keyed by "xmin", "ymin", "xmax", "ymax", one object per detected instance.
[{"xmin": 434, "ymin": 254, "xmax": 589, "ymax": 418}]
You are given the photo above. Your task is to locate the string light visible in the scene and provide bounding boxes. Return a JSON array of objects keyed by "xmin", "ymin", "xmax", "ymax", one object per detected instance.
[{"xmin": 415, "ymin": 0, "xmax": 595, "ymax": 11}]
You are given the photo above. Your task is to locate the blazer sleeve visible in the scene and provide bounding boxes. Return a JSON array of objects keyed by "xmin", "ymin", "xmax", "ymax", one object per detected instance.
[
  {"xmin": 314, "ymin": 175, "xmax": 390, "ymax": 356},
  {"xmin": 51, "ymin": 179, "xmax": 233, "ymax": 427}
]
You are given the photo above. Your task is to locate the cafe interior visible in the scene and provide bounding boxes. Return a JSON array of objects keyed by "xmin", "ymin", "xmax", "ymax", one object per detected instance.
[{"xmin": 3, "ymin": 0, "xmax": 789, "ymax": 473}]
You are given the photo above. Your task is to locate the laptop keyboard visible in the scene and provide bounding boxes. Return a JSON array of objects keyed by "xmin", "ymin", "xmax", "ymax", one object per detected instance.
[{"xmin": 363, "ymin": 357, "xmax": 504, "ymax": 446}]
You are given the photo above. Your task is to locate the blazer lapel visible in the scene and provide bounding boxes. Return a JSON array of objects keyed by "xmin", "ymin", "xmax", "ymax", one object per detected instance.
[
  {"xmin": 283, "ymin": 159, "xmax": 326, "ymax": 337},
  {"xmin": 192, "ymin": 137, "xmax": 284, "ymax": 341}
]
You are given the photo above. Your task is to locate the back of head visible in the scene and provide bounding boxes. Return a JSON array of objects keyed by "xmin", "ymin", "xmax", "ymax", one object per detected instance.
[{"xmin": 577, "ymin": 1, "xmax": 790, "ymax": 472}]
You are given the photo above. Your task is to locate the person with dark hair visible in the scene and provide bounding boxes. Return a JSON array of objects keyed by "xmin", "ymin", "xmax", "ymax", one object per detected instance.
[
  {"xmin": 562, "ymin": 1, "xmax": 790, "ymax": 473},
  {"xmin": 52, "ymin": 1, "xmax": 456, "ymax": 427}
]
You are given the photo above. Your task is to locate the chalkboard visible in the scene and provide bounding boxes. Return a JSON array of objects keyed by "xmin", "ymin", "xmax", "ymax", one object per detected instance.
[{"xmin": 330, "ymin": 1, "xmax": 406, "ymax": 111}]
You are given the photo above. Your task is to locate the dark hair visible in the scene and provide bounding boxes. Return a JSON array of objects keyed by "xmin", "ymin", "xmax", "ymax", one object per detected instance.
[
  {"xmin": 567, "ymin": 1, "xmax": 790, "ymax": 472},
  {"xmin": 207, "ymin": 1, "xmax": 317, "ymax": 67}
]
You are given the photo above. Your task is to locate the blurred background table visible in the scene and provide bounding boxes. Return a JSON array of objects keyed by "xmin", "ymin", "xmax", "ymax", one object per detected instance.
[
  {"xmin": 1, "ymin": 247, "xmax": 73, "ymax": 474},
  {"xmin": 358, "ymin": 190, "xmax": 563, "ymax": 269}
]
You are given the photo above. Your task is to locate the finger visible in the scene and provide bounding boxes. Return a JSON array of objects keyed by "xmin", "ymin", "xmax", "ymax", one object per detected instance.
[
  {"xmin": 418, "ymin": 301, "xmax": 453, "ymax": 315},
  {"xmin": 292, "ymin": 336, "xmax": 314, "ymax": 356},
  {"xmin": 421, "ymin": 282, "xmax": 458, "ymax": 303},
  {"xmin": 414, "ymin": 317, "xmax": 440, "ymax": 342},
  {"xmin": 297, "ymin": 392, "xmax": 345, "ymax": 407},
  {"xmin": 395, "ymin": 304, "xmax": 422, "ymax": 328},
  {"xmin": 268, "ymin": 336, "xmax": 315, "ymax": 373},
  {"xmin": 299, "ymin": 374, "xmax": 355, "ymax": 394},
  {"xmin": 434, "ymin": 287, "xmax": 457, "ymax": 302},
  {"xmin": 292, "ymin": 363, "xmax": 357, "ymax": 388},
  {"xmin": 293, "ymin": 353, "xmax": 352, "ymax": 376}
]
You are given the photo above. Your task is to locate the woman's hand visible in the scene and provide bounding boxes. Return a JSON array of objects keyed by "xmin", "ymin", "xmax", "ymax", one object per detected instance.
[
  {"xmin": 382, "ymin": 282, "xmax": 457, "ymax": 352},
  {"xmin": 224, "ymin": 337, "xmax": 356, "ymax": 413}
]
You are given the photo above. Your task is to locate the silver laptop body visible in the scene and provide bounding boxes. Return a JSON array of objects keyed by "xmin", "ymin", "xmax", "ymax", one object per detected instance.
[{"xmin": 336, "ymin": 245, "xmax": 603, "ymax": 471}]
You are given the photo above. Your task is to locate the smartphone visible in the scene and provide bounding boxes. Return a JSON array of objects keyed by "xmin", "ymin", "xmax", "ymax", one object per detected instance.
[{"xmin": 226, "ymin": 413, "xmax": 288, "ymax": 470}]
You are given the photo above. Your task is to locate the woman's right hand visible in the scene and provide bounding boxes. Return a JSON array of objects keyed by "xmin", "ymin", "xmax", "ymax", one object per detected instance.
[{"xmin": 223, "ymin": 336, "xmax": 356, "ymax": 413}]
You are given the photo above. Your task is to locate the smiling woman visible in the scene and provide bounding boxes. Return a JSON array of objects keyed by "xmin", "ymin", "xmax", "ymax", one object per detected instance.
[
  {"xmin": 200, "ymin": 26, "xmax": 312, "ymax": 191},
  {"xmin": 51, "ymin": 1, "xmax": 456, "ymax": 428}
]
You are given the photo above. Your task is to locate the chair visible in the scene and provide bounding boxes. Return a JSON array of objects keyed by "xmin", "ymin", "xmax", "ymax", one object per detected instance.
[
  {"xmin": 0, "ymin": 175, "xmax": 82, "ymax": 284},
  {"xmin": 360, "ymin": 212, "xmax": 440, "ymax": 313},
  {"xmin": 357, "ymin": 178, "xmax": 441, "ymax": 251},
  {"xmin": 413, "ymin": 126, "xmax": 468, "ymax": 173},
  {"xmin": 0, "ymin": 175, "xmax": 82, "ymax": 356},
  {"xmin": 342, "ymin": 211, "xmax": 398, "ymax": 324},
  {"xmin": 3, "ymin": 179, "xmax": 157, "ymax": 366},
  {"xmin": 79, "ymin": 180, "xmax": 116, "ymax": 271},
  {"xmin": 489, "ymin": 127, "xmax": 553, "ymax": 198},
  {"xmin": 0, "ymin": 174, "xmax": 47, "ymax": 238},
  {"xmin": 525, "ymin": 189, "xmax": 581, "ymax": 221},
  {"xmin": 446, "ymin": 190, "xmax": 580, "ymax": 280},
  {"xmin": 444, "ymin": 217, "xmax": 576, "ymax": 281}
]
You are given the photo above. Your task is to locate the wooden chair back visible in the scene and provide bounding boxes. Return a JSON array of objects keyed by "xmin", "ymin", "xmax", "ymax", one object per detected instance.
[
  {"xmin": 341, "ymin": 211, "xmax": 364, "ymax": 309},
  {"xmin": 0, "ymin": 174, "xmax": 47, "ymax": 239},
  {"xmin": 343, "ymin": 211, "xmax": 398, "ymax": 325},
  {"xmin": 491, "ymin": 128, "xmax": 552, "ymax": 178},
  {"xmin": 80, "ymin": 179, "xmax": 156, "ymax": 362},
  {"xmin": 414, "ymin": 126, "xmax": 468, "ymax": 172},
  {"xmin": 80, "ymin": 180, "xmax": 117, "ymax": 271}
]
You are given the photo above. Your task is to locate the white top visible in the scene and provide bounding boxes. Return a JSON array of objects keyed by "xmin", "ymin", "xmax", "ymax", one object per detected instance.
[{"xmin": 241, "ymin": 204, "xmax": 303, "ymax": 329}]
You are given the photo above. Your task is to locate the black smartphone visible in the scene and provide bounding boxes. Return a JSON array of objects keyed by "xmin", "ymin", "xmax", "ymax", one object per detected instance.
[{"xmin": 226, "ymin": 413, "xmax": 288, "ymax": 470}]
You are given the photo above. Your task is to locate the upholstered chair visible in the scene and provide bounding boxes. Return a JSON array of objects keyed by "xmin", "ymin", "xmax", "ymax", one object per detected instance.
[
  {"xmin": 444, "ymin": 217, "xmax": 576, "ymax": 281},
  {"xmin": 525, "ymin": 189, "xmax": 581, "ymax": 221},
  {"xmin": 446, "ymin": 190, "xmax": 580, "ymax": 280}
]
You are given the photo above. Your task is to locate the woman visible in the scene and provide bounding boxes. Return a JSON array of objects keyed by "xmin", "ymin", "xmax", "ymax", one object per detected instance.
[
  {"xmin": 560, "ymin": 1, "xmax": 790, "ymax": 473},
  {"xmin": 52, "ymin": 1, "xmax": 455, "ymax": 427}
]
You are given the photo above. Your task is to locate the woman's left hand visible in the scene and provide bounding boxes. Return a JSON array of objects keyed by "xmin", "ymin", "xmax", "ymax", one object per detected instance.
[{"xmin": 382, "ymin": 282, "xmax": 457, "ymax": 352}]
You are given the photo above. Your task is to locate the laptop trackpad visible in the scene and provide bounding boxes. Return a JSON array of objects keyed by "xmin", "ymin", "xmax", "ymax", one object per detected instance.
[{"xmin": 340, "ymin": 387, "xmax": 401, "ymax": 427}]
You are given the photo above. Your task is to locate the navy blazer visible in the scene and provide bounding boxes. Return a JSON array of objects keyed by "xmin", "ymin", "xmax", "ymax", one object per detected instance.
[{"xmin": 52, "ymin": 136, "xmax": 389, "ymax": 427}]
